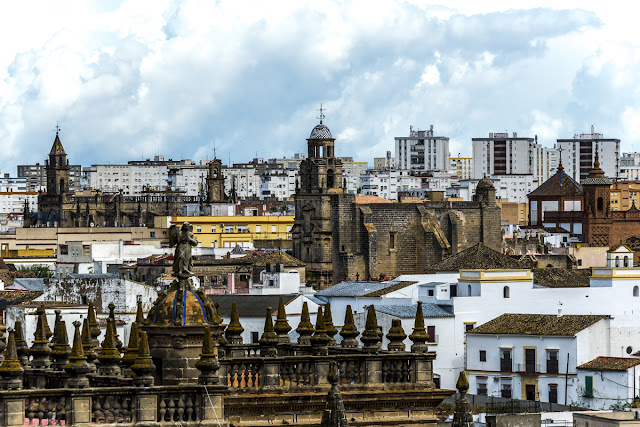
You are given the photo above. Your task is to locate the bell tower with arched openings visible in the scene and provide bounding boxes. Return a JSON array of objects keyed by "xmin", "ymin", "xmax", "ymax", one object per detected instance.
[
  {"xmin": 46, "ymin": 128, "xmax": 71, "ymax": 196},
  {"xmin": 582, "ymin": 152, "xmax": 612, "ymax": 246}
]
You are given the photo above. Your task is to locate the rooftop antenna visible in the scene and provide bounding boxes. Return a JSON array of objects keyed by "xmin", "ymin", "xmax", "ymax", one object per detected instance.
[
  {"xmin": 213, "ymin": 139, "xmax": 217, "ymax": 160},
  {"xmin": 317, "ymin": 103, "xmax": 326, "ymax": 124}
]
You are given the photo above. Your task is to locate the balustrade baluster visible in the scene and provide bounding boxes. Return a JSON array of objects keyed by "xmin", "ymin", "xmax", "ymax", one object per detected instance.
[
  {"xmin": 167, "ymin": 394, "xmax": 176, "ymax": 421},
  {"xmin": 112, "ymin": 395, "xmax": 121, "ymax": 423},
  {"xmin": 121, "ymin": 396, "xmax": 131, "ymax": 423},
  {"xmin": 44, "ymin": 398, "xmax": 53, "ymax": 425},
  {"xmin": 186, "ymin": 394, "xmax": 194, "ymax": 421},
  {"xmin": 402, "ymin": 359, "xmax": 410, "ymax": 382},
  {"xmin": 35, "ymin": 397, "xmax": 44, "ymax": 424},
  {"xmin": 26, "ymin": 397, "xmax": 35, "ymax": 425},
  {"xmin": 158, "ymin": 396, "xmax": 166, "ymax": 422},
  {"xmin": 177, "ymin": 393, "xmax": 186, "ymax": 421},
  {"xmin": 58, "ymin": 396, "xmax": 67, "ymax": 424},
  {"xmin": 93, "ymin": 396, "xmax": 103, "ymax": 423}
]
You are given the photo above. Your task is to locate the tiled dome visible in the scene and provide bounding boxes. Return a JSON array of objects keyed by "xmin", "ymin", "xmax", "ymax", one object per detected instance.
[
  {"xmin": 309, "ymin": 124, "xmax": 333, "ymax": 139},
  {"xmin": 149, "ymin": 289, "xmax": 214, "ymax": 327}
]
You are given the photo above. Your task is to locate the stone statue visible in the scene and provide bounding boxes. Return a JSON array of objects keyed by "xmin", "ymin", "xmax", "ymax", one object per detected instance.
[{"xmin": 172, "ymin": 222, "xmax": 198, "ymax": 279}]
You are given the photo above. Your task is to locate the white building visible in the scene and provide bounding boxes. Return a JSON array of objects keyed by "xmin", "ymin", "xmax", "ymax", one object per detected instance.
[
  {"xmin": 575, "ymin": 357, "xmax": 640, "ymax": 409},
  {"xmin": 85, "ymin": 164, "xmax": 169, "ymax": 195},
  {"xmin": 619, "ymin": 152, "xmax": 640, "ymax": 180},
  {"xmin": 224, "ymin": 165, "xmax": 260, "ymax": 199},
  {"xmin": 168, "ymin": 165, "xmax": 209, "ymax": 196},
  {"xmin": 0, "ymin": 175, "xmax": 38, "ymax": 215},
  {"xmin": 259, "ymin": 168, "xmax": 297, "ymax": 200},
  {"xmin": 557, "ymin": 127, "xmax": 620, "ymax": 181},
  {"xmin": 473, "ymin": 132, "xmax": 558, "ymax": 182},
  {"xmin": 360, "ymin": 169, "xmax": 421, "ymax": 200},
  {"xmin": 343, "ymin": 160, "xmax": 368, "ymax": 194},
  {"xmin": 449, "ymin": 157, "xmax": 473, "ymax": 180},
  {"xmin": 373, "ymin": 151, "xmax": 396, "ymax": 171},
  {"xmin": 493, "ymin": 174, "xmax": 539, "ymax": 203},
  {"xmin": 395, "ymin": 125, "xmax": 450, "ymax": 171},
  {"xmin": 466, "ymin": 313, "xmax": 610, "ymax": 405}
]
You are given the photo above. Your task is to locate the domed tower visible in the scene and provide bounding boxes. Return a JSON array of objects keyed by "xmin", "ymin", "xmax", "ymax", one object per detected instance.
[
  {"xmin": 293, "ymin": 109, "xmax": 354, "ymax": 289},
  {"xmin": 299, "ymin": 113, "xmax": 344, "ymax": 193}
]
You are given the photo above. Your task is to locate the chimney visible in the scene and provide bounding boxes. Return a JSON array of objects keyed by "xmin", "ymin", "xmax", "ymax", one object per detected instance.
[{"xmin": 227, "ymin": 273, "xmax": 235, "ymax": 294}]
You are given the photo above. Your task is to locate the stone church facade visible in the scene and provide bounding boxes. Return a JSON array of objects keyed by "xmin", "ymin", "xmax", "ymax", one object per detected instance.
[
  {"xmin": 293, "ymin": 121, "xmax": 502, "ymax": 288},
  {"xmin": 35, "ymin": 133, "xmax": 226, "ymax": 227}
]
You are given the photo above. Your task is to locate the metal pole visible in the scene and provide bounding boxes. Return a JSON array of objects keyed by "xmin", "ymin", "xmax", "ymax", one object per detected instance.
[{"xmin": 564, "ymin": 352, "xmax": 570, "ymax": 405}]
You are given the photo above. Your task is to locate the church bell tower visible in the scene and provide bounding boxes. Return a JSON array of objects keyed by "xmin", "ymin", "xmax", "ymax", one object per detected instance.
[{"xmin": 46, "ymin": 129, "xmax": 71, "ymax": 196}]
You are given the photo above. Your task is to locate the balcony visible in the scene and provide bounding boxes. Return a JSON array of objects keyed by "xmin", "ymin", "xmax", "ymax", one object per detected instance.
[
  {"xmin": 500, "ymin": 360, "xmax": 512, "ymax": 372},
  {"xmin": 547, "ymin": 361, "xmax": 559, "ymax": 374},
  {"xmin": 516, "ymin": 363, "xmax": 541, "ymax": 374}
]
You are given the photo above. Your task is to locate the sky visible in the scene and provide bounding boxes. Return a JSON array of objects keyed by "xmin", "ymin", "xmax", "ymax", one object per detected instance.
[{"xmin": 1, "ymin": 1, "xmax": 639, "ymax": 173}]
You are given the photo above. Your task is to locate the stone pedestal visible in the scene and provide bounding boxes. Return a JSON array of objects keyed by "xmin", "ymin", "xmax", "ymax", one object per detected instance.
[{"xmin": 1, "ymin": 398, "xmax": 24, "ymax": 427}]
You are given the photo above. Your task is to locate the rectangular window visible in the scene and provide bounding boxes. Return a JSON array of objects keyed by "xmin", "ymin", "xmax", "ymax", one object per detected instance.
[
  {"xmin": 549, "ymin": 384, "xmax": 558, "ymax": 404},
  {"xmin": 500, "ymin": 349, "xmax": 512, "ymax": 372},
  {"xmin": 59, "ymin": 245, "xmax": 68, "ymax": 255},
  {"xmin": 547, "ymin": 350, "xmax": 559, "ymax": 374},
  {"xmin": 525, "ymin": 348, "xmax": 537, "ymax": 373},
  {"xmin": 584, "ymin": 376, "xmax": 593, "ymax": 397},
  {"xmin": 477, "ymin": 380, "xmax": 488, "ymax": 396},
  {"xmin": 427, "ymin": 326, "xmax": 436, "ymax": 343},
  {"xmin": 479, "ymin": 350, "xmax": 486, "ymax": 362},
  {"xmin": 237, "ymin": 225, "xmax": 248, "ymax": 233},
  {"xmin": 211, "ymin": 226, "xmax": 216, "ymax": 233},
  {"xmin": 271, "ymin": 225, "xmax": 277, "ymax": 233},
  {"xmin": 389, "ymin": 232, "xmax": 396, "ymax": 250},
  {"xmin": 196, "ymin": 226, "xmax": 201, "ymax": 233},
  {"xmin": 225, "ymin": 226, "xmax": 234, "ymax": 233},
  {"xmin": 501, "ymin": 382, "xmax": 512, "ymax": 399},
  {"xmin": 256, "ymin": 225, "xmax": 261, "ymax": 233},
  {"xmin": 251, "ymin": 332, "xmax": 259, "ymax": 344},
  {"xmin": 465, "ymin": 323, "xmax": 475, "ymax": 332}
]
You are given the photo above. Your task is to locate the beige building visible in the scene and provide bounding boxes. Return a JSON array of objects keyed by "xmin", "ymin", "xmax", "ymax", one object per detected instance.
[
  {"xmin": 497, "ymin": 200, "xmax": 528, "ymax": 225},
  {"xmin": 449, "ymin": 157, "xmax": 473, "ymax": 180},
  {"xmin": 610, "ymin": 181, "xmax": 640, "ymax": 211}
]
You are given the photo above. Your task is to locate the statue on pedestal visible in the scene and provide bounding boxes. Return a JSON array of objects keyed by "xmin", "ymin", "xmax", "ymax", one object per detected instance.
[{"xmin": 171, "ymin": 222, "xmax": 198, "ymax": 280}]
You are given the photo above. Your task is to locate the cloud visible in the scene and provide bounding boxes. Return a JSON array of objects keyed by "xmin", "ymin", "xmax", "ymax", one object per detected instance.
[{"xmin": 0, "ymin": 1, "xmax": 605, "ymax": 176}]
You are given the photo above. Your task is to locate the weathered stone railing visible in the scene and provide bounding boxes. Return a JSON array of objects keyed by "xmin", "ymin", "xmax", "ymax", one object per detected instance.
[
  {"xmin": 220, "ymin": 351, "xmax": 434, "ymax": 392},
  {"xmin": 0, "ymin": 384, "xmax": 225, "ymax": 427}
]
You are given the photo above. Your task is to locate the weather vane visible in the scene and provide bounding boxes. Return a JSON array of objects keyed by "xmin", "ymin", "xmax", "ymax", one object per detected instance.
[
  {"xmin": 53, "ymin": 121, "xmax": 61, "ymax": 136},
  {"xmin": 317, "ymin": 104, "xmax": 325, "ymax": 124},
  {"xmin": 557, "ymin": 146, "xmax": 563, "ymax": 164}
]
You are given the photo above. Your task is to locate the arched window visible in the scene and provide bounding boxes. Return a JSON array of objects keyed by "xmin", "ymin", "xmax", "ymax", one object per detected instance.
[
  {"xmin": 60, "ymin": 179, "xmax": 65, "ymax": 193},
  {"xmin": 634, "ymin": 286, "xmax": 639, "ymax": 297},
  {"xmin": 503, "ymin": 286, "xmax": 510, "ymax": 298},
  {"xmin": 616, "ymin": 256, "xmax": 620, "ymax": 267},
  {"xmin": 327, "ymin": 170, "xmax": 334, "ymax": 188},
  {"xmin": 597, "ymin": 197, "xmax": 604, "ymax": 211},
  {"xmin": 468, "ymin": 284, "xmax": 472, "ymax": 296},
  {"xmin": 624, "ymin": 256, "xmax": 629, "ymax": 267}
]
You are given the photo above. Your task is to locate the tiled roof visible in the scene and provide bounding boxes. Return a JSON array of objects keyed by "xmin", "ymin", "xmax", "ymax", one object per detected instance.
[
  {"xmin": 11, "ymin": 278, "xmax": 45, "ymax": 292},
  {"xmin": 427, "ymin": 243, "xmax": 525, "ymax": 271},
  {"xmin": 577, "ymin": 357, "xmax": 640, "ymax": 371},
  {"xmin": 607, "ymin": 244, "xmax": 634, "ymax": 253},
  {"xmin": 376, "ymin": 303, "xmax": 453, "ymax": 318},
  {"xmin": 532, "ymin": 268, "xmax": 591, "ymax": 288},
  {"xmin": 0, "ymin": 258, "xmax": 8, "ymax": 271},
  {"xmin": 528, "ymin": 169, "xmax": 583, "ymax": 197},
  {"xmin": 208, "ymin": 294, "xmax": 300, "ymax": 317},
  {"xmin": 0, "ymin": 270, "xmax": 37, "ymax": 286},
  {"xmin": 468, "ymin": 314, "xmax": 608, "ymax": 336},
  {"xmin": 0, "ymin": 291, "xmax": 42, "ymax": 311},
  {"xmin": 316, "ymin": 281, "xmax": 417, "ymax": 298},
  {"xmin": 581, "ymin": 177, "xmax": 612, "ymax": 186},
  {"xmin": 355, "ymin": 195, "xmax": 393, "ymax": 204},
  {"xmin": 253, "ymin": 250, "xmax": 306, "ymax": 267}
]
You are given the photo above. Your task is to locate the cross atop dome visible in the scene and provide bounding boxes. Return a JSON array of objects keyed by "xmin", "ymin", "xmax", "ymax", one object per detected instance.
[{"xmin": 317, "ymin": 103, "xmax": 326, "ymax": 124}]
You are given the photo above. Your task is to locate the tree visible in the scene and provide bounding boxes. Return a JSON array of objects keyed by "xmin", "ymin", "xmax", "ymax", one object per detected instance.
[{"xmin": 18, "ymin": 264, "xmax": 54, "ymax": 278}]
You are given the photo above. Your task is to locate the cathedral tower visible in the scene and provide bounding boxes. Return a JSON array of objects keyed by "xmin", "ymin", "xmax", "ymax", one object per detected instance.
[
  {"xmin": 46, "ymin": 131, "xmax": 70, "ymax": 196},
  {"xmin": 582, "ymin": 152, "xmax": 612, "ymax": 246},
  {"xmin": 206, "ymin": 159, "xmax": 225, "ymax": 203}
]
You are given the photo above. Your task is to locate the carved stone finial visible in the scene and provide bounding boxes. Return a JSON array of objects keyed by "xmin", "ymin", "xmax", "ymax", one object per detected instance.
[
  {"xmin": 65, "ymin": 321, "xmax": 91, "ymax": 388},
  {"xmin": 37, "ymin": 304, "xmax": 53, "ymax": 340},
  {"xmin": 135, "ymin": 300, "xmax": 145, "ymax": 324},
  {"xmin": 30, "ymin": 308, "xmax": 52, "ymax": 368},
  {"xmin": 122, "ymin": 322, "xmax": 139, "ymax": 372},
  {"xmin": 386, "ymin": 319, "xmax": 407, "ymax": 351},
  {"xmin": 361, "ymin": 305, "xmax": 382, "ymax": 352},
  {"xmin": 0, "ymin": 329, "xmax": 24, "ymax": 390},
  {"xmin": 274, "ymin": 298, "xmax": 292, "ymax": 343},
  {"xmin": 87, "ymin": 302, "xmax": 101, "ymax": 345},
  {"xmin": 339, "ymin": 305, "xmax": 360, "ymax": 348},
  {"xmin": 323, "ymin": 303, "xmax": 338, "ymax": 346},
  {"xmin": 321, "ymin": 361, "xmax": 349, "ymax": 427},
  {"xmin": 13, "ymin": 321, "xmax": 29, "ymax": 367},
  {"xmin": 108, "ymin": 303, "xmax": 123, "ymax": 351},
  {"xmin": 259, "ymin": 307, "xmax": 278, "ymax": 357},
  {"xmin": 81, "ymin": 318, "xmax": 97, "ymax": 372},
  {"xmin": 295, "ymin": 302, "xmax": 314, "ymax": 345},
  {"xmin": 225, "ymin": 302, "xmax": 244, "ymax": 345},
  {"xmin": 51, "ymin": 320, "xmax": 72, "ymax": 371},
  {"xmin": 131, "ymin": 331, "xmax": 155, "ymax": 387},
  {"xmin": 452, "ymin": 371, "xmax": 474, "ymax": 427},
  {"xmin": 310, "ymin": 306, "xmax": 330, "ymax": 355},
  {"xmin": 98, "ymin": 319, "xmax": 121, "ymax": 376},
  {"xmin": 196, "ymin": 326, "xmax": 220, "ymax": 385},
  {"xmin": 409, "ymin": 302, "xmax": 429, "ymax": 353}
]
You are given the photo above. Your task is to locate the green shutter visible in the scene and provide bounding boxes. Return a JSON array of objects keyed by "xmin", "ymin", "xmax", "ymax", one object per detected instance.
[{"xmin": 585, "ymin": 376, "xmax": 593, "ymax": 397}]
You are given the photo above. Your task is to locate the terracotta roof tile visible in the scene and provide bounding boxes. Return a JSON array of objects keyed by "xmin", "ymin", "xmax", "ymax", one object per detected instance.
[
  {"xmin": 529, "ymin": 170, "xmax": 583, "ymax": 197},
  {"xmin": 468, "ymin": 314, "xmax": 608, "ymax": 336},
  {"xmin": 577, "ymin": 357, "xmax": 640, "ymax": 371},
  {"xmin": 428, "ymin": 243, "xmax": 525, "ymax": 271},
  {"xmin": 252, "ymin": 250, "xmax": 306, "ymax": 267},
  {"xmin": 355, "ymin": 195, "xmax": 393, "ymax": 204}
]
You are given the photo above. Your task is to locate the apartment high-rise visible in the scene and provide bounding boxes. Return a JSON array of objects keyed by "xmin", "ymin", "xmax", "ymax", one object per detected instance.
[
  {"xmin": 395, "ymin": 125, "xmax": 450, "ymax": 171},
  {"xmin": 556, "ymin": 127, "xmax": 620, "ymax": 182}
]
